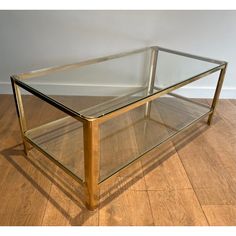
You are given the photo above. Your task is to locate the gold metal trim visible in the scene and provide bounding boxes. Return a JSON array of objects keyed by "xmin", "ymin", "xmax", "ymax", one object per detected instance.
[
  {"xmin": 14, "ymin": 46, "xmax": 225, "ymax": 80},
  {"xmin": 157, "ymin": 46, "xmax": 226, "ymax": 65},
  {"xmin": 11, "ymin": 77, "xmax": 88, "ymax": 123},
  {"xmin": 145, "ymin": 47, "xmax": 158, "ymax": 117},
  {"xmin": 207, "ymin": 63, "xmax": 228, "ymax": 125},
  {"xmin": 83, "ymin": 120, "xmax": 100, "ymax": 210},
  {"xmin": 11, "ymin": 51, "xmax": 225, "ymax": 122},
  {"xmin": 10, "ymin": 46, "xmax": 228, "ymax": 210},
  {"xmin": 11, "ymin": 77, "xmax": 30, "ymax": 154},
  {"xmin": 15, "ymin": 47, "xmax": 150, "ymax": 80}
]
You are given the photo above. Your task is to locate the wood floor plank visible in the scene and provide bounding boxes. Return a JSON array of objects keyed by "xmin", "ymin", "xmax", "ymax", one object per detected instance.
[
  {"xmin": 41, "ymin": 178, "xmax": 99, "ymax": 226},
  {"xmin": 0, "ymin": 96, "xmax": 57, "ymax": 225},
  {"xmin": 202, "ymin": 205, "xmax": 236, "ymax": 226},
  {"xmin": 110, "ymin": 161, "xmax": 147, "ymax": 191},
  {"xmin": 211, "ymin": 99, "xmax": 236, "ymax": 131},
  {"xmin": 139, "ymin": 100, "xmax": 192, "ymax": 191},
  {"xmin": 174, "ymin": 125, "xmax": 236, "ymax": 205},
  {"xmin": 173, "ymin": 102, "xmax": 236, "ymax": 205},
  {"xmin": 0, "ymin": 149, "xmax": 54, "ymax": 225},
  {"xmin": 148, "ymin": 189, "xmax": 208, "ymax": 226},
  {"xmin": 141, "ymin": 143, "xmax": 192, "ymax": 191},
  {"xmin": 0, "ymin": 95, "xmax": 13, "ymax": 120},
  {"xmin": 207, "ymin": 100, "xmax": 236, "ymax": 178},
  {"xmin": 1, "ymin": 95, "xmax": 236, "ymax": 226},
  {"xmin": 229, "ymin": 99, "xmax": 236, "ymax": 106},
  {"xmin": 99, "ymin": 190, "xmax": 154, "ymax": 226},
  {"xmin": 99, "ymin": 177, "xmax": 154, "ymax": 226}
]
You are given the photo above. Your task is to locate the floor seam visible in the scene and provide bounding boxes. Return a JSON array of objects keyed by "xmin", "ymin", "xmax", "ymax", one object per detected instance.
[
  {"xmin": 131, "ymin": 111, "xmax": 156, "ymax": 226},
  {"xmin": 140, "ymin": 162, "xmax": 155, "ymax": 226},
  {"xmin": 156, "ymin": 102, "xmax": 211, "ymax": 225},
  {"xmin": 132, "ymin": 187, "xmax": 193, "ymax": 192},
  {"xmin": 172, "ymin": 140, "xmax": 211, "ymax": 226},
  {"xmin": 39, "ymin": 168, "xmax": 55, "ymax": 226},
  {"xmin": 201, "ymin": 204, "xmax": 236, "ymax": 207}
]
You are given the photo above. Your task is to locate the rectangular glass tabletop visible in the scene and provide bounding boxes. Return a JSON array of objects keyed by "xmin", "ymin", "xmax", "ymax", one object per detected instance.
[{"xmin": 13, "ymin": 46, "xmax": 225, "ymax": 119}]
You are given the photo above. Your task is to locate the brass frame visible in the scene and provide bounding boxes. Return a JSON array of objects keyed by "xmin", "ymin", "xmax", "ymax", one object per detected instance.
[{"xmin": 10, "ymin": 46, "xmax": 227, "ymax": 210}]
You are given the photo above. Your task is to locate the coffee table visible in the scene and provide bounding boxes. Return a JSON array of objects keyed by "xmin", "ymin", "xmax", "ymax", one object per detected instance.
[{"xmin": 11, "ymin": 46, "xmax": 227, "ymax": 210}]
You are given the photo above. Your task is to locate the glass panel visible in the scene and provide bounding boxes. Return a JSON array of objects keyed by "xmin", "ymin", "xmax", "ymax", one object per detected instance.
[
  {"xmin": 18, "ymin": 48, "xmax": 220, "ymax": 118},
  {"xmin": 155, "ymin": 50, "xmax": 218, "ymax": 89},
  {"xmin": 99, "ymin": 94, "xmax": 211, "ymax": 182},
  {"xmin": 22, "ymin": 49, "xmax": 152, "ymax": 118},
  {"xmin": 20, "ymin": 88, "xmax": 85, "ymax": 181}
]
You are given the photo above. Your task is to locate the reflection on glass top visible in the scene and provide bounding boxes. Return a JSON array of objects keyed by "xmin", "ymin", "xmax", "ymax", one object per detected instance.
[{"xmin": 15, "ymin": 46, "xmax": 224, "ymax": 118}]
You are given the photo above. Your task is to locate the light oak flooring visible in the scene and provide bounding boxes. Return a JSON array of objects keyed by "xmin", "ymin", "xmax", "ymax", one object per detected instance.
[{"xmin": 0, "ymin": 95, "xmax": 236, "ymax": 226}]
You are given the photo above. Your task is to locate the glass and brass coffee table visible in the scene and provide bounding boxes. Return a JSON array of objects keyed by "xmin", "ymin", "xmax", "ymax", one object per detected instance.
[{"xmin": 11, "ymin": 46, "xmax": 227, "ymax": 210}]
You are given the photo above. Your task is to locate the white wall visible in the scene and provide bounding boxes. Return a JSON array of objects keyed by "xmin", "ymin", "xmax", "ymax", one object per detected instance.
[{"xmin": 0, "ymin": 10, "xmax": 235, "ymax": 98}]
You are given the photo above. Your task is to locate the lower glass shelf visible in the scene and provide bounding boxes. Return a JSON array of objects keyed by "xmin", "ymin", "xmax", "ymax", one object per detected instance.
[{"xmin": 25, "ymin": 94, "xmax": 211, "ymax": 183}]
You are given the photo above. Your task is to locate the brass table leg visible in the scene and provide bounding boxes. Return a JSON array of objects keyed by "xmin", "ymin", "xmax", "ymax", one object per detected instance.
[
  {"xmin": 83, "ymin": 119, "xmax": 100, "ymax": 210},
  {"xmin": 145, "ymin": 47, "xmax": 158, "ymax": 118},
  {"xmin": 207, "ymin": 64, "xmax": 227, "ymax": 125},
  {"xmin": 11, "ymin": 77, "xmax": 30, "ymax": 154}
]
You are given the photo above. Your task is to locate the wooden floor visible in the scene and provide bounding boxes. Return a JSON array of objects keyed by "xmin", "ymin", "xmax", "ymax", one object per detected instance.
[{"xmin": 0, "ymin": 94, "xmax": 236, "ymax": 226}]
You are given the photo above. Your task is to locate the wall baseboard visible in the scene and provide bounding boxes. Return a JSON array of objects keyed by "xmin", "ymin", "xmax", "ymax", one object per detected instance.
[
  {"xmin": 0, "ymin": 82, "xmax": 236, "ymax": 99},
  {"xmin": 173, "ymin": 86, "xmax": 236, "ymax": 99}
]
